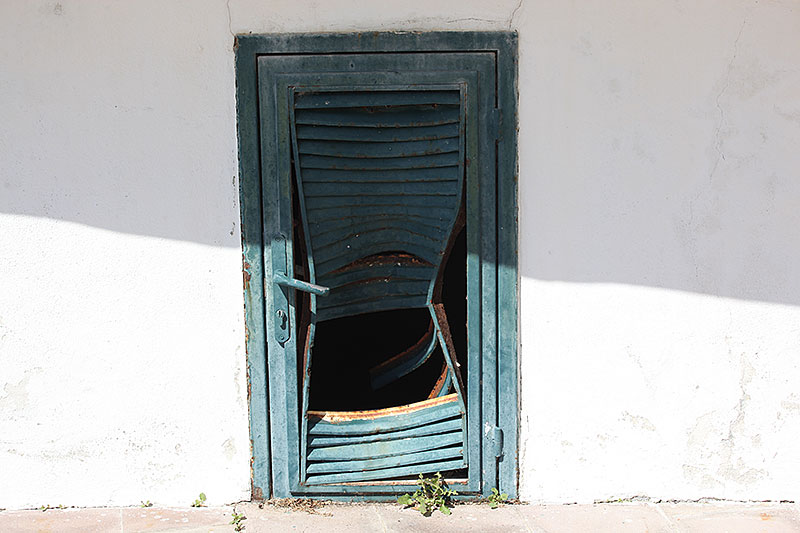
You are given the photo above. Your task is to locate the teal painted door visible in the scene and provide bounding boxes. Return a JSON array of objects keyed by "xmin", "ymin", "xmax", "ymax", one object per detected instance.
[{"xmin": 238, "ymin": 34, "xmax": 518, "ymax": 499}]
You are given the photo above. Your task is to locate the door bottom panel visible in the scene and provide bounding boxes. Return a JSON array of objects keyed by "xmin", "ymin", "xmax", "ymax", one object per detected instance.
[{"xmin": 305, "ymin": 393, "xmax": 466, "ymax": 485}]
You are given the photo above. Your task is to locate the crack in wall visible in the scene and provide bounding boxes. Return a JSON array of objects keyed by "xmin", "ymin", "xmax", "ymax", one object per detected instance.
[
  {"xmin": 226, "ymin": 0, "xmax": 234, "ymax": 40},
  {"xmin": 594, "ymin": 495, "xmax": 796, "ymax": 504},
  {"xmin": 508, "ymin": 0, "xmax": 524, "ymax": 30},
  {"xmin": 445, "ymin": 18, "xmax": 499, "ymax": 24},
  {"xmin": 709, "ymin": 19, "xmax": 746, "ymax": 180}
]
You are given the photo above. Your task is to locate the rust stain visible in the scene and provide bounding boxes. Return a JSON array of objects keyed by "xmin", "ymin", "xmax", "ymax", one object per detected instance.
[
  {"xmin": 246, "ymin": 367, "xmax": 252, "ymax": 400},
  {"xmin": 249, "ymin": 449, "xmax": 256, "ymax": 498},
  {"xmin": 308, "ymin": 393, "xmax": 458, "ymax": 423},
  {"xmin": 760, "ymin": 513, "xmax": 772, "ymax": 521},
  {"xmin": 427, "ymin": 363, "xmax": 450, "ymax": 399},
  {"xmin": 342, "ymin": 478, "xmax": 468, "ymax": 487},
  {"xmin": 434, "ymin": 303, "xmax": 461, "ymax": 372},
  {"xmin": 242, "ymin": 258, "xmax": 252, "ymax": 287},
  {"xmin": 329, "ymin": 252, "xmax": 432, "ymax": 274}
]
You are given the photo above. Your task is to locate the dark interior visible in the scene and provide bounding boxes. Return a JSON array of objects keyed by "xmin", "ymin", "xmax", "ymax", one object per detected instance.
[{"xmin": 304, "ymin": 228, "xmax": 467, "ymax": 411}]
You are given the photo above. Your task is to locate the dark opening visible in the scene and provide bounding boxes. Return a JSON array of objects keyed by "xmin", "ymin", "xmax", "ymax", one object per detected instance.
[{"xmin": 303, "ymin": 228, "xmax": 466, "ymax": 411}]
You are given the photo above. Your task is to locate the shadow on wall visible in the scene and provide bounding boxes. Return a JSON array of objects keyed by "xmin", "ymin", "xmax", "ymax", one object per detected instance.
[
  {"xmin": 0, "ymin": 1, "xmax": 243, "ymax": 249},
  {"xmin": 4, "ymin": 89, "xmax": 799, "ymax": 307},
  {"xmin": 518, "ymin": 158, "xmax": 800, "ymax": 307},
  {"xmin": 6, "ymin": 163, "xmax": 800, "ymax": 308},
  {"xmin": 3, "ymin": 1, "xmax": 799, "ymax": 309}
]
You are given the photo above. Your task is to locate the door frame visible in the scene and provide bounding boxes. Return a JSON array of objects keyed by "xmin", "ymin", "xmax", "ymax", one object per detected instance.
[{"xmin": 235, "ymin": 31, "xmax": 518, "ymax": 500}]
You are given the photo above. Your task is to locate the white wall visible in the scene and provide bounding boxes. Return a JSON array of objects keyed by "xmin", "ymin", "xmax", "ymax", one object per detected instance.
[
  {"xmin": 516, "ymin": 0, "xmax": 800, "ymax": 503},
  {"xmin": 0, "ymin": 0, "xmax": 249, "ymax": 508},
  {"xmin": 1, "ymin": 0, "xmax": 799, "ymax": 507}
]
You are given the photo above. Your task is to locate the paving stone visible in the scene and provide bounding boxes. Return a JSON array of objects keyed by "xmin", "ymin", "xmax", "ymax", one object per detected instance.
[
  {"xmin": 375, "ymin": 502, "xmax": 530, "ymax": 533},
  {"xmin": 519, "ymin": 503, "xmax": 675, "ymax": 533},
  {"xmin": 659, "ymin": 502, "xmax": 800, "ymax": 533},
  {"xmin": 0, "ymin": 508, "xmax": 122, "ymax": 533},
  {"xmin": 120, "ymin": 506, "xmax": 233, "ymax": 532},
  {"xmin": 232, "ymin": 502, "xmax": 384, "ymax": 533}
]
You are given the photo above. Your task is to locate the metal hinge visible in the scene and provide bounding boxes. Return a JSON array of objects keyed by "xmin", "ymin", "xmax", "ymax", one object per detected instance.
[{"xmin": 491, "ymin": 427, "xmax": 504, "ymax": 458}]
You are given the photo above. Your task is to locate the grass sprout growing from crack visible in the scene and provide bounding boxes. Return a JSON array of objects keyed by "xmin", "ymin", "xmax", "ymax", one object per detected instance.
[
  {"xmin": 230, "ymin": 509, "xmax": 247, "ymax": 531},
  {"xmin": 487, "ymin": 487, "xmax": 509, "ymax": 508},
  {"xmin": 397, "ymin": 472, "xmax": 457, "ymax": 516},
  {"xmin": 191, "ymin": 493, "xmax": 207, "ymax": 507}
]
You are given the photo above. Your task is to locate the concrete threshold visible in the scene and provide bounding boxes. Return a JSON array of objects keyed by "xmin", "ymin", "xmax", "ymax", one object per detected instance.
[{"xmin": 1, "ymin": 501, "xmax": 799, "ymax": 532}]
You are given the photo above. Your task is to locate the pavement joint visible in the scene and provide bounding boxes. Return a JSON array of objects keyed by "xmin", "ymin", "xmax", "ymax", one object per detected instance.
[
  {"xmin": 648, "ymin": 502, "xmax": 680, "ymax": 533},
  {"xmin": 372, "ymin": 505, "xmax": 388, "ymax": 533},
  {"xmin": 512, "ymin": 505, "xmax": 539, "ymax": 533}
]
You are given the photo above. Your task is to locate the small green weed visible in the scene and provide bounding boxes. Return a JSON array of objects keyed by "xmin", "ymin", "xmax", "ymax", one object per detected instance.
[
  {"xmin": 140, "ymin": 500, "xmax": 153, "ymax": 508},
  {"xmin": 191, "ymin": 493, "xmax": 207, "ymax": 507},
  {"xmin": 397, "ymin": 472, "xmax": 457, "ymax": 516},
  {"xmin": 487, "ymin": 487, "xmax": 509, "ymax": 509},
  {"xmin": 230, "ymin": 509, "xmax": 247, "ymax": 531},
  {"xmin": 38, "ymin": 505, "xmax": 50, "ymax": 512}
]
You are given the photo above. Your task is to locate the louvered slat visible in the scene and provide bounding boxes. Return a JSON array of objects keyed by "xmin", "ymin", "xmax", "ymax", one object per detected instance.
[
  {"xmin": 302, "ymin": 167, "xmax": 460, "ymax": 183},
  {"xmin": 311, "ymin": 226, "xmax": 446, "ymax": 252},
  {"xmin": 304, "ymin": 180, "xmax": 458, "ymax": 197},
  {"xmin": 369, "ymin": 323, "xmax": 438, "ymax": 390},
  {"xmin": 308, "ymin": 418, "xmax": 462, "ymax": 448},
  {"xmin": 305, "ymin": 458, "xmax": 466, "ymax": 486},
  {"xmin": 299, "ymin": 137, "xmax": 459, "ymax": 158},
  {"xmin": 316, "ymin": 295, "xmax": 429, "ymax": 322},
  {"xmin": 295, "ymin": 90, "xmax": 460, "ymax": 108},
  {"xmin": 295, "ymin": 105, "xmax": 459, "ymax": 127},
  {"xmin": 316, "ymin": 279, "xmax": 432, "ymax": 310},
  {"xmin": 307, "ymin": 445, "xmax": 463, "ymax": 474},
  {"xmin": 308, "ymin": 394, "xmax": 461, "ymax": 436},
  {"xmin": 300, "ymin": 152, "xmax": 460, "ymax": 170},
  {"xmin": 317, "ymin": 264, "xmax": 434, "ymax": 289},
  {"xmin": 311, "ymin": 217, "xmax": 447, "ymax": 242},
  {"xmin": 371, "ymin": 339, "xmax": 441, "ymax": 389},
  {"xmin": 307, "ymin": 431, "xmax": 462, "ymax": 462},
  {"xmin": 296, "ymin": 123, "xmax": 461, "ymax": 143},
  {"xmin": 304, "ymin": 194, "xmax": 457, "ymax": 210},
  {"xmin": 314, "ymin": 228, "xmax": 440, "ymax": 256},
  {"xmin": 304, "ymin": 394, "xmax": 464, "ymax": 485},
  {"xmin": 305, "ymin": 204, "xmax": 456, "ymax": 222},
  {"xmin": 313, "ymin": 243, "xmax": 441, "ymax": 276}
]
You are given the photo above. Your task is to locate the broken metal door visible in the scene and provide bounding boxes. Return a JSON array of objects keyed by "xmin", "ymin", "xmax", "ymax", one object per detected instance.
[
  {"xmin": 240, "ymin": 35, "xmax": 517, "ymax": 499},
  {"xmin": 291, "ymin": 85, "xmax": 469, "ymax": 485}
]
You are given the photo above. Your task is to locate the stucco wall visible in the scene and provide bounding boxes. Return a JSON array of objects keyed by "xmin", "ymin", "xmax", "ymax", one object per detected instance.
[
  {"xmin": 1, "ymin": 0, "xmax": 799, "ymax": 507},
  {"xmin": 516, "ymin": 1, "xmax": 800, "ymax": 503}
]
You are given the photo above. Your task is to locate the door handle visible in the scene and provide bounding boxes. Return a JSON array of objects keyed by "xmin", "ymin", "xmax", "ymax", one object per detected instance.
[{"xmin": 273, "ymin": 272, "xmax": 330, "ymax": 296}]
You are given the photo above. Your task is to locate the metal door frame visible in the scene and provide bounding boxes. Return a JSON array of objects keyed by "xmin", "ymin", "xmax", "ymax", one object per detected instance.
[{"xmin": 235, "ymin": 31, "xmax": 518, "ymax": 500}]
